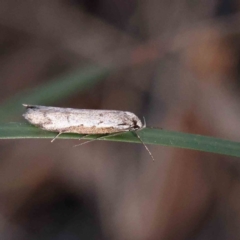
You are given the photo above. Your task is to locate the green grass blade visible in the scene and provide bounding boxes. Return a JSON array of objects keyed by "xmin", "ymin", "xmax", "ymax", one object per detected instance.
[
  {"xmin": 0, "ymin": 66, "xmax": 109, "ymax": 121},
  {"xmin": 1, "ymin": 122, "xmax": 240, "ymax": 158}
]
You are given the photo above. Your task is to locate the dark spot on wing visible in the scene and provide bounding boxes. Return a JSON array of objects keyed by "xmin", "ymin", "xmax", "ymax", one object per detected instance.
[
  {"xmin": 44, "ymin": 117, "xmax": 52, "ymax": 125},
  {"xmin": 25, "ymin": 105, "xmax": 39, "ymax": 110}
]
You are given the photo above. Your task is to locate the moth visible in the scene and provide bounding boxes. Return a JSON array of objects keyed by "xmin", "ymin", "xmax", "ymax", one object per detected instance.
[{"xmin": 22, "ymin": 104, "xmax": 154, "ymax": 160}]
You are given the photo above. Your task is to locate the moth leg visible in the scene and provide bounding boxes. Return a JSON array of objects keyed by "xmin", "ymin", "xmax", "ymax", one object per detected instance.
[
  {"xmin": 73, "ymin": 131, "xmax": 127, "ymax": 147},
  {"xmin": 133, "ymin": 131, "xmax": 155, "ymax": 161},
  {"xmin": 51, "ymin": 132, "xmax": 62, "ymax": 143},
  {"xmin": 78, "ymin": 134, "xmax": 90, "ymax": 141},
  {"xmin": 73, "ymin": 134, "xmax": 108, "ymax": 147}
]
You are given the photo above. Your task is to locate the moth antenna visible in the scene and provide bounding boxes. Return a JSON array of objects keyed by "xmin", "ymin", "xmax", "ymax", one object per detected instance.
[
  {"xmin": 142, "ymin": 116, "xmax": 146, "ymax": 128},
  {"xmin": 51, "ymin": 132, "xmax": 62, "ymax": 143},
  {"xmin": 141, "ymin": 118, "xmax": 157, "ymax": 130},
  {"xmin": 148, "ymin": 126, "xmax": 161, "ymax": 129},
  {"xmin": 134, "ymin": 132, "xmax": 155, "ymax": 161},
  {"xmin": 73, "ymin": 131, "xmax": 127, "ymax": 147}
]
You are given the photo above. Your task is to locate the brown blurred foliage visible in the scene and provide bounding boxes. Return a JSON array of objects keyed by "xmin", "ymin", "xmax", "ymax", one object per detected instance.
[{"xmin": 1, "ymin": 0, "xmax": 240, "ymax": 240}]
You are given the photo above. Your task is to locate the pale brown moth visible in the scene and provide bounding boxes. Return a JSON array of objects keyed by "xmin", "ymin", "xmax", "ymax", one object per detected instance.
[{"xmin": 23, "ymin": 104, "xmax": 154, "ymax": 160}]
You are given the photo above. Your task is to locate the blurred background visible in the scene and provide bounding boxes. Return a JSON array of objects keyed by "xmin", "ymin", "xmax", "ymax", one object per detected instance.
[{"xmin": 1, "ymin": 0, "xmax": 240, "ymax": 239}]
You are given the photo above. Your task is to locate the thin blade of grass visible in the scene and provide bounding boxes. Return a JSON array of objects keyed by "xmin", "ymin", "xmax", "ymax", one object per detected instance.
[
  {"xmin": 0, "ymin": 66, "xmax": 109, "ymax": 121},
  {"xmin": 1, "ymin": 123, "xmax": 240, "ymax": 158}
]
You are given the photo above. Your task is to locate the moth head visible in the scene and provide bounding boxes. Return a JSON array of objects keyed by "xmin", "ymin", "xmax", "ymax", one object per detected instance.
[{"xmin": 132, "ymin": 117, "xmax": 144, "ymax": 130}]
